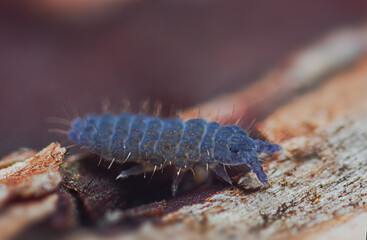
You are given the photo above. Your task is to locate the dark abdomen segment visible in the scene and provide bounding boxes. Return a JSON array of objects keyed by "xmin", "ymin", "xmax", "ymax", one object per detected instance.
[
  {"xmin": 156, "ymin": 118, "xmax": 184, "ymax": 165},
  {"xmin": 174, "ymin": 119, "xmax": 206, "ymax": 168},
  {"xmin": 70, "ymin": 114, "xmax": 219, "ymax": 167},
  {"xmin": 139, "ymin": 117, "xmax": 163, "ymax": 164},
  {"xmin": 110, "ymin": 113, "xmax": 132, "ymax": 161}
]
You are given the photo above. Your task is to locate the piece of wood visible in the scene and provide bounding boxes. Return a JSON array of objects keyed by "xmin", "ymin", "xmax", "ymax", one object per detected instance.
[
  {"xmin": 0, "ymin": 194, "xmax": 58, "ymax": 240},
  {"xmin": 0, "ymin": 142, "xmax": 65, "ymax": 201},
  {"xmin": 0, "ymin": 143, "xmax": 65, "ymax": 240}
]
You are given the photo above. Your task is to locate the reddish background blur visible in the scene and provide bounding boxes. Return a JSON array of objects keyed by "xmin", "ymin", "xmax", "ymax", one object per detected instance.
[{"xmin": 0, "ymin": 0, "xmax": 366, "ymax": 156}]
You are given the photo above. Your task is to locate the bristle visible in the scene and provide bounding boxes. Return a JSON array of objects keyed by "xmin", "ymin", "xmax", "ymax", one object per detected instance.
[
  {"xmin": 64, "ymin": 97, "xmax": 79, "ymax": 119},
  {"xmin": 154, "ymin": 100, "xmax": 162, "ymax": 116},
  {"xmin": 48, "ymin": 128, "xmax": 69, "ymax": 135},
  {"xmin": 149, "ymin": 165, "xmax": 157, "ymax": 182},
  {"xmin": 140, "ymin": 98, "xmax": 150, "ymax": 114},
  {"xmin": 215, "ymin": 109, "xmax": 221, "ymax": 122},
  {"xmin": 197, "ymin": 107, "xmax": 201, "ymax": 119},
  {"xmin": 121, "ymin": 98, "xmax": 131, "ymax": 112},
  {"xmin": 102, "ymin": 98, "xmax": 111, "ymax": 112},
  {"xmin": 47, "ymin": 117, "xmax": 71, "ymax": 127},
  {"xmin": 230, "ymin": 104, "xmax": 236, "ymax": 123}
]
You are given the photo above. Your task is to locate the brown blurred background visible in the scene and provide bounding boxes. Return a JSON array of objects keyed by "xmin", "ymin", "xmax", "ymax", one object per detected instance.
[{"xmin": 0, "ymin": 0, "xmax": 366, "ymax": 156}]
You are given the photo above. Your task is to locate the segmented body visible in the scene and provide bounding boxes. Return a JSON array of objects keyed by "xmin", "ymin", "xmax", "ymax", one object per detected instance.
[{"xmin": 68, "ymin": 113, "xmax": 280, "ymax": 193}]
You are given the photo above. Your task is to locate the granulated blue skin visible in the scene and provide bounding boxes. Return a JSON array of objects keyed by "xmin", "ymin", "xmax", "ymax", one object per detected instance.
[{"xmin": 68, "ymin": 113, "xmax": 281, "ymax": 187}]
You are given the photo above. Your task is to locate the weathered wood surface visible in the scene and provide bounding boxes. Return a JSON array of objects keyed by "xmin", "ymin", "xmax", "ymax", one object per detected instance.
[{"xmin": 0, "ymin": 143, "xmax": 65, "ymax": 239}]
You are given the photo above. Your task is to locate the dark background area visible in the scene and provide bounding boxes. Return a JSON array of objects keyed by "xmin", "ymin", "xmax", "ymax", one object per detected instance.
[{"xmin": 0, "ymin": 0, "xmax": 366, "ymax": 156}]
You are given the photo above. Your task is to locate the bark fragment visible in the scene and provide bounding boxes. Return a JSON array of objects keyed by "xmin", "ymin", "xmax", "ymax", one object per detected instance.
[
  {"xmin": 0, "ymin": 194, "xmax": 59, "ymax": 240},
  {"xmin": 0, "ymin": 143, "xmax": 65, "ymax": 206},
  {"xmin": 0, "ymin": 143, "xmax": 65, "ymax": 239},
  {"xmin": 0, "ymin": 148, "xmax": 36, "ymax": 169}
]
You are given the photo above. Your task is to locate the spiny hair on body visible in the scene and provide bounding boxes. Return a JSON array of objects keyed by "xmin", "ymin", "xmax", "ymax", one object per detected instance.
[{"xmin": 49, "ymin": 100, "xmax": 281, "ymax": 196}]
